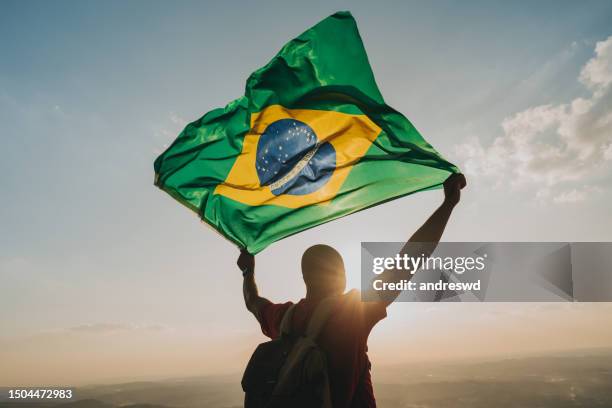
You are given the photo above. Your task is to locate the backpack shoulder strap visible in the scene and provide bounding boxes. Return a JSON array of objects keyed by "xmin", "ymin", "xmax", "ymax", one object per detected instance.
[
  {"xmin": 305, "ymin": 295, "xmax": 342, "ymax": 339},
  {"xmin": 279, "ymin": 304, "xmax": 297, "ymax": 337}
]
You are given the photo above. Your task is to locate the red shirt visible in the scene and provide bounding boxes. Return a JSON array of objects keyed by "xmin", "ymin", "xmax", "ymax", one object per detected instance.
[{"xmin": 258, "ymin": 290, "xmax": 387, "ymax": 408}]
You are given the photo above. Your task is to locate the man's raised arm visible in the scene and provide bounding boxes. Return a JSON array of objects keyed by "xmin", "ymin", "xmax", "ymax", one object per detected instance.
[
  {"xmin": 237, "ymin": 250, "xmax": 271, "ymax": 321},
  {"xmin": 373, "ymin": 173, "xmax": 467, "ymax": 306}
]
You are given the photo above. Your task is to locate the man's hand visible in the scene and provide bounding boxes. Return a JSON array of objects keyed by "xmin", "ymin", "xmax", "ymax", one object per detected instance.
[
  {"xmin": 239, "ymin": 249, "xmax": 269, "ymax": 320},
  {"xmin": 371, "ymin": 172, "xmax": 467, "ymax": 306},
  {"xmin": 443, "ymin": 173, "xmax": 467, "ymax": 207},
  {"xmin": 237, "ymin": 249, "xmax": 255, "ymax": 276}
]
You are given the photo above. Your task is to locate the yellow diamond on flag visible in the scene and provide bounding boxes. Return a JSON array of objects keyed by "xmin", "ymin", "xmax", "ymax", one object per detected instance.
[{"xmin": 214, "ymin": 105, "xmax": 381, "ymax": 209}]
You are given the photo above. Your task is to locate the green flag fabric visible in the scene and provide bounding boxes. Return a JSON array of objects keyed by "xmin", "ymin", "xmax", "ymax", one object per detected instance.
[{"xmin": 154, "ymin": 11, "xmax": 458, "ymax": 254}]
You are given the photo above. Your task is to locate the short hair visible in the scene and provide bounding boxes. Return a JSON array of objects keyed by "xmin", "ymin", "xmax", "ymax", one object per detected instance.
[{"xmin": 301, "ymin": 244, "xmax": 346, "ymax": 293}]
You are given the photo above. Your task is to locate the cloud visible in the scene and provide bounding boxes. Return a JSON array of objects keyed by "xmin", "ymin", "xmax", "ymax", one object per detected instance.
[
  {"xmin": 169, "ymin": 112, "xmax": 188, "ymax": 127},
  {"xmin": 152, "ymin": 112, "xmax": 189, "ymax": 155},
  {"xmin": 580, "ymin": 37, "xmax": 612, "ymax": 90},
  {"xmin": 456, "ymin": 36, "xmax": 612, "ymax": 202},
  {"xmin": 553, "ymin": 189, "xmax": 586, "ymax": 204}
]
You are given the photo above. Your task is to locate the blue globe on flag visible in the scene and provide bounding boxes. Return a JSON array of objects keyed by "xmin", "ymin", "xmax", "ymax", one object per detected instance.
[{"xmin": 256, "ymin": 119, "xmax": 336, "ymax": 196}]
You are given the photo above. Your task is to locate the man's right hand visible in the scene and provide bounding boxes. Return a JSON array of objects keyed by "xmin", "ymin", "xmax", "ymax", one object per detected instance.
[
  {"xmin": 240, "ymin": 249, "xmax": 268, "ymax": 320},
  {"xmin": 443, "ymin": 173, "xmax": 467, "ymax": 207},
  {"xmin": 237, "ymin": 249, "xmax": 255, "ymax": 276}
]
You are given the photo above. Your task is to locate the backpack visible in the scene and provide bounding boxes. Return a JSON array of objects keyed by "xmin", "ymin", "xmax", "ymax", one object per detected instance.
[{"xmin": 241, "ymin": 296, "xmax": 337, "ymax": 408}]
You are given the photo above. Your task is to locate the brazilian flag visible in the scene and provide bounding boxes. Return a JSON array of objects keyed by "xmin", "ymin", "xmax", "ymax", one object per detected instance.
[{"xmin": 154, "ymin": 11, "xmax": 458, "ymax": 254}]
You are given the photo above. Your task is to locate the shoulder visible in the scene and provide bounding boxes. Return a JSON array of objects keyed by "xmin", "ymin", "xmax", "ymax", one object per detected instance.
[
  {"xmin": 341, "ymin": 289, "xmax": 387, "ymax": 328},
  {"xmin": 259, "ymin": 300, "xmax": 295, "ymax": 339},
  {"xmin": 260, "ymin": 300, "xmax": 294, "ymax": 322}
]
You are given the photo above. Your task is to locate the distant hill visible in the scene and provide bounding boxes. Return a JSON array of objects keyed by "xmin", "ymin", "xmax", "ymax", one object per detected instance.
[
  {"xmin": 0, "ymin": 399, "xmax": 174, "ymax": 408},
  {"xmin": 1, "ymin": 349, "xmax": 611, "ymax": 408},
  {"xmin": 55, "ymin": 400, "xmax": 114, "ymax": 408},
  {"xmin": 0, "ymin": 400, "xmax": 114, "ymax": 408}
]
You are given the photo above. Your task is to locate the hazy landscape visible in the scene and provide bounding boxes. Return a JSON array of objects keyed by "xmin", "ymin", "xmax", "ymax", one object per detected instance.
[{"xmin": 1, "ymin": 348, "xmax": 611, "ymax": 408}]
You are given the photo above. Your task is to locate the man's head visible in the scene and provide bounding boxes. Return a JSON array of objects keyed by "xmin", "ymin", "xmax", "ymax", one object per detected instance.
[{"xmin": 301, "ymin": 244, "xmax": 346, "ymax": 296}]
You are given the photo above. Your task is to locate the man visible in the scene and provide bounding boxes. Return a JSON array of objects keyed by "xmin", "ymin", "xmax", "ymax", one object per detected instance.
[{"xmin": 238, "ymin": 173, "xmax": 466, "ymax": 407}]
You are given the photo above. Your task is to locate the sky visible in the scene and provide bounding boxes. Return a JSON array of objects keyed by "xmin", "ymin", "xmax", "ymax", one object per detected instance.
[{"xmin": 1, "ymin": 0, "xmax": 612, "ymax": 386}]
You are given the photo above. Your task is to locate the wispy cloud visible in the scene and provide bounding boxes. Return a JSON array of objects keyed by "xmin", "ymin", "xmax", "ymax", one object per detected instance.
[
  {"xmin": 456, "ymin": 36, "xmax": 612, "ymax": 203},
  {"xmin": 152, "ymin": 112, "xmax": 189, "ymax": 155},
  {"xmin": 169, "ymin": 112, "xmax": 188, "ymax": 127},
  {"xmin": 552, "ymin": 186, "xmax": 603, "ymax": 204}
]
